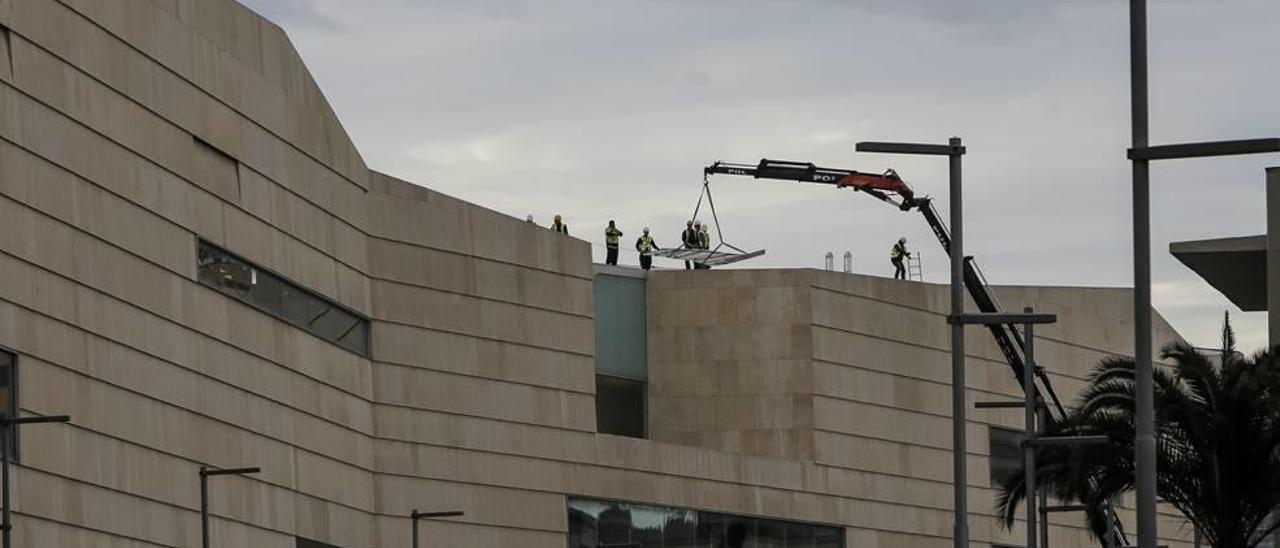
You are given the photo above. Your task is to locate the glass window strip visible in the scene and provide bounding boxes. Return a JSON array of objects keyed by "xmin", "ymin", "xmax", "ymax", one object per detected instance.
[
  {"xmin": 568, "ymin": 496, "xmax": 845, "ymax": 547},
  {"xmin": 196, "ymin": 240, "xmax": 370, "ymax": 356}
]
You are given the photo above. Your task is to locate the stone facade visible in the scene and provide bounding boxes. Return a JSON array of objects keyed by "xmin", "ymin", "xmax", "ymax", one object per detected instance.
[{"xmin": 0, "ymin": 1, "xmax": 1194, "ymax": 547}]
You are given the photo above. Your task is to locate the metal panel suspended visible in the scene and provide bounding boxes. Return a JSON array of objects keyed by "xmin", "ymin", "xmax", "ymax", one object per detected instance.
[{"xmin": 651, "ymin": 175, "xmax": 766, "ymax": 267}]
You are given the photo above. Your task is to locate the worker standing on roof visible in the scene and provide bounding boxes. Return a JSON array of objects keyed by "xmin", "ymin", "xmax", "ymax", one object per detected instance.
[
  {"xmin": 890, "ymin": 237, "xmax": 910, "ymax": 280},
  {"xmin": 636, "ymin": 227, "xmax": 659, "ymax": 271},
  {"xmin": 680, "ymin": 220, "xmax": 697, "ymax": 270},
  {"xmin": 604, "ymin": 221, "xmax": 623, "ymax": 266},
  {"xmin": 551, "ymin": 214, "xmax": 568, "ymax": 234},
  {"xmin": 695, "ymin": 221, "xmax": 711, "ymax": 270}
]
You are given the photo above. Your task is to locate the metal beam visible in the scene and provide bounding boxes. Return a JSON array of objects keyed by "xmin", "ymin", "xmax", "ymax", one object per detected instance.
[
  {"xmin": 1027, "ymin": 435, "xmax": 1110, "ymax": 446},
  {"xmin": 856, "ymin": 141, "xmax": 965, "ymax": 156},
  {"xmin": 199, "ymin": 466, "xmax": 261, "ymax": 477},
  {"xmin": 949, "ymin": 312, "xmax": 1057, "ymax": 325},
  {"xmin": 1042, "ymin": 505, "xmax": 1090, "ymax": 513},
  {"xmin": 0, "ymin": 415, "xmax": 70, "ymax": 426},
  {"xmin": 1128, "ymin": 138, "xmax": 1280, "ymax": 160},
  {"xmin": 974, "ymin": 401, "xmax": 1025, "ymax": 409}
]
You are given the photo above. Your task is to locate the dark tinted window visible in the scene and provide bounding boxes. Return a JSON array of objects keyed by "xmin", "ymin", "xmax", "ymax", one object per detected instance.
[
  {"xmin": 596, "ymin": 374, "xmax": 645, "ymax": 438},
  {"xmin": 0, "ymin": 350, "xmax": 14, "ymax": 459},
  {"xmin": 198, "ymin": 240, "xmax": 369, "ymax": 356},
  {"xmin": 989, "ymin": 426, "xmax": 1024, "ymax": 487},
  {"xmin": 569, "ymin": 497, "xmax": 844, "ymax": 548},
  {"xmin": 296, "ymin": 538, "xmax": 349, "ymax": 548}
]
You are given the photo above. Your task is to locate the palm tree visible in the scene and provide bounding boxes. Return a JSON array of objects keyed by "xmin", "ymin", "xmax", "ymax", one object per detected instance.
[{"xmin": 995, "ymin": 315, "xmax": 1280, "ymax": 548}]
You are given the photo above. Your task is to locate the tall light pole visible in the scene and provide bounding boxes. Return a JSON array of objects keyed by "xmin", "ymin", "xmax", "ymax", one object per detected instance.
[
  {"xmin": 198, "ymin": 465, "xmax": 260, "ymax": 548},
  {"xmin": 0, "ymin": 414, "xmax": 70, "ymax": 548},
  {"xmin": 1126, "ymin": 2, "xmax": 1280, "ymax": 546},
  {"xmin": 410, "ymin": 510, "xmax": 464, "ymax": 548},
  {"xmin": 857, "ymin": 138, "xmax": 966, "ymax": 548}
]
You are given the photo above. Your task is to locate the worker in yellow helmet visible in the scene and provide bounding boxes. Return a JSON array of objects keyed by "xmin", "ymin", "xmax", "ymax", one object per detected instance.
[
  {"xmin": 635, "ymin": 227, "xmax": 660, "ymax": 270},
  {"xmin": 890, "ymin": 237, "xmax": 910, "ymax": 280},
  {"xmin": 604, "ymin": 220, "xmax": 623, "ymax": 266}
]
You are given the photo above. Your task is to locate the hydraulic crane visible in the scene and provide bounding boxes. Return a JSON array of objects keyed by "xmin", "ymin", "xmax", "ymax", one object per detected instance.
[
  {"xmin": 705, "ymin": 158, "xmax": 1066, "ymax": 414},
  {"xmin": 705, "ymin": 159, "xmax": 1132, "ymax": 547}
]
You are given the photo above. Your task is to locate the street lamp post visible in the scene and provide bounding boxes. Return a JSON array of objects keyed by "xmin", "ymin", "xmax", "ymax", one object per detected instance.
[
  {"xmin": 1127, "ymin": 0, "xmax": 1280, "ymax": 545},
  {"xmin": 857, "ymin": 137, "xmax": 967, "ymax": 548},
  {"xmin": 410, "ymin": 510, "xmax": 464, "ymax": 548},
  {"xmin": 0, "ymin": 414, "xmax": 70, "ymax": 548},
  {"xmin": 198, "ymin": 465, "xmax": 260, "ymax": 548}
]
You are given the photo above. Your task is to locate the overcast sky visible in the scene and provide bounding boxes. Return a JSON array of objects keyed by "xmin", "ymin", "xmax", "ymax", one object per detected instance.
[{"xmin": 239, "ymin": 0, "xmax": 1280, "ymax": 351}]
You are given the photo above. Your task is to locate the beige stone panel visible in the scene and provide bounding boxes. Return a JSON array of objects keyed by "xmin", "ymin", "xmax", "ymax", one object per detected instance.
[
  {"xmin": 238, "ymin": 165, "xmax": 369, "ymax": 272},
  {"xmin": 190, "ymin": 136, "xmax": 239, "ymax": 202},
  {"xmin": 374, "ymin": 516, "xmax": 566, "ymax": 548},
  {"xmin": 218, "ymin": 202, "xmax": 375, "ymax": 318},
  {"xmin": 473, "ymin": 254, "xmax": 594, "ymax": 316},
  {"xmin": 812, "ymin": 285, "xmax": 951, "ymax": 351},
  {"xmin": 375, "ymin": 476, "xmax": 566, "ymax": 533},
  {"xmin": 651, "ymin": 324, "xmax": 812, "ymax": 363},
  {"xmin": 653, "ymin": 359, "xmax": 812, "ymax": 397},
  {"xmin": 369, "ymin": 236, "xmax": 594, "ymax": 317},
  {"xmin": 812, "ymin": 326, "xmax": 1016, "ymax": 395},
  {"xmin": 364, "ymin": 184, "xmax": 475, "ymax": 258},
  {"xmin": 649, "ymin": 268, "xmax": 811, "ymax": 290},
  {"xmin": 372, "ymin": 281, "xmax": 594, "ymax": 356},
  {"xmin": 236, "ymin": 117, "xmax": 370, "ymax": 226},
  {"xmin": 0, "ymin": 81, "xmax": 228, "ymax": 241},
  {"xmin": 470, "ymin": 204, "xmax": 593, "ymax": 279},
  {"xmin": 0, "ymin": 142, "xmax": 196, "ymax": 276},
  {"xmin": 23, "ymin": 362, "xmax": 297, "ymax": 485},
  {"xmin": 18, "ymin": 517, "xmax": 175, "ymax": 548},
  {"xmin": 293, "ymin": 450, "xmax": 375, "ymax": 513},
  {"xmin": 290, "ymin": 494, "xmax": 378, "ymax": 548},
  {"xmin": 0, "ymin": 260, "xmax": 373, "ymax": 433},
  {"xmin": 373, "ymin": 405, "xmax": 598, "ymax": 464},
  {"xmin": 372, "ymin": 323, "xmax": 595, "ymax": 394},
  {"xmin": 814, "ymin": 396, "xmax": 994, "ymax": 453},
  {"xmin": 6, "ymin": 0, "xmax": 373, "ymax": 239},
  {"xmin": 649, "ymin": 285, "xmax": 812, "ymax": 328},
  {"xmin": 7, "ymin": 33, "xmax": 197, "ymax": 189},
  {"xmin": 0, "ymin": 196, "xmax": 369, "ymax": 394},
  {"xmin": 812, "ymin": 361, "xmax": 956, "ymax": 417},
  {"xmin": 813, "ymin": 431, "xmax": 994, "ymax": 484},
  {"xmin": 373, "ymin": 438, "xmax": 965, "ymax": 523},
  {"xmin": 18, "ymin": 465, "xmax": 291, "ymax": 547},
  {"xmin": 59, "ymin": 0, "xmax": 369, "ymax": 187},
  {"xmin": 373, "ymin": 363, "xmax": 595, "ymax": 432}
]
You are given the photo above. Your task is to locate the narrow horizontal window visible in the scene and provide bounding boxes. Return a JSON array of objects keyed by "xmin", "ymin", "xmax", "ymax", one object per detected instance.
[
  {"xmin": 569, "ymin": 497, "xmax": 844, "ymax": 547},
  {"xmin": 197, "ymin": 240, "xmax": 369, "ymax": 356}
]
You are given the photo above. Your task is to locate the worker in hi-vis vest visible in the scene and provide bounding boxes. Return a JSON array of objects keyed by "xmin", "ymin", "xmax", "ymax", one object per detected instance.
[
  {"xmin": 680, "ymin": 220, "xmax": 697, "ymax": 270},
  {"xmin": 694, "ymin": 221, "xmax": 711, "ymax": 270},
  {"xmin": 635, "ymin": 228, "xmax": 659, "ymax": 271},
  {"xmin": 551, "ymin": 214, "xmax": 568, "ymax": 234},
  {"xmin": 890, "ymin": 237, "xmax": 910, "ymax": 280},
  {"xmin": 604, "ymin": 221, "xmax": 623, "ymax": 266}
]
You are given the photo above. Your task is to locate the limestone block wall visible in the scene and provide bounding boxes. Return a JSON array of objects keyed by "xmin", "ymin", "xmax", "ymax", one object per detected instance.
[{"xmin": 649, "ymin": 268, "xmax": 1191, "ymax": 548}]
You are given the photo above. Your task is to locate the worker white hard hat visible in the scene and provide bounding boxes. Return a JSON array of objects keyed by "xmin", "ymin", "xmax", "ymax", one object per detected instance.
[{"xmin": 643, "ymin": 226, "xmax": 650, "ymax": 232}]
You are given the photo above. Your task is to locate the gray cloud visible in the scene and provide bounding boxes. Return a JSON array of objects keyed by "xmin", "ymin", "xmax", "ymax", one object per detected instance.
[{"xmin": 238, "ymin": 0, "xmax": 1280, "ymax": 350}]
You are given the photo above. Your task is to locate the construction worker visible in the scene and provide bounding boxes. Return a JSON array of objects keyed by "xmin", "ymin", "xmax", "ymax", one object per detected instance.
[
  {"xmin": 604, "ymin": 221, "xmax": 623, "ymax": 266},
  {"xmin": 694, "ymin": 221, "xmax": 711, "ymax": 269},
  {"xmin": 551, "ymin": 214, "xmax": 568, "ymax": 234},
  {"xmin": 525, "ymin": 214, "xmax": 535, "ymax": 224},
  {"xmin": 635, "ymin": 227, "xmax": 659, "ymax": 270},
  {"xmin": 891, "ymin": 237, "xmax": 910, "ymax": 280},
  {"xmin": 680, "ymin": 220, "xmax": 697, "ymax": 270}
]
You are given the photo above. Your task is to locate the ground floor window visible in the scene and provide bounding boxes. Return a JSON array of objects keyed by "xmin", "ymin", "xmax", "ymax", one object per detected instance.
[{"xmin": 568, "ymin": 497, "xmax": 844, "ymax": 547}]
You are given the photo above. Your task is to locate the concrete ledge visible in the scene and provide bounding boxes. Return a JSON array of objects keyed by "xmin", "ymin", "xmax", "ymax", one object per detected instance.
[{"xmin": 1170, "ymin": 234, "xmax": 1266, "ymax": 311}]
